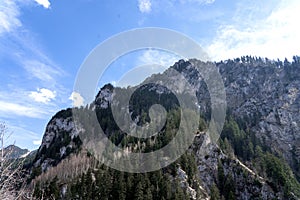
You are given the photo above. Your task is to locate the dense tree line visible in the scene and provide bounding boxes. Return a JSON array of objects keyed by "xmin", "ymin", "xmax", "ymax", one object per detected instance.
[{"xmin": 33, "ymin": 151, "xmax": 200, "ymax": 200}]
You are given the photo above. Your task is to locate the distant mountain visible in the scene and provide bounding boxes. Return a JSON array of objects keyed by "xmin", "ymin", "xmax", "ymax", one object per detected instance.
[
  {"xmin": 2, "ymin": 145, "xmax": 30, "ymax": 159},
  {"xmin": 28, "ymin": 56, "xmax": 300, "ymax": 199}
]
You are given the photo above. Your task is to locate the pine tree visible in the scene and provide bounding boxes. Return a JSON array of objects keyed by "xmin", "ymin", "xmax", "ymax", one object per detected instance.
[
  {"xmin": 210, "ymin": 183, "xmax": 220, "ymax": 200},
  {"xmin": 134, "ymin": 181, "xmax": 144, "ymax": 200},
  {"xmin": 174, "ymin": 179, "xmax": 185, "ymax": 200}
]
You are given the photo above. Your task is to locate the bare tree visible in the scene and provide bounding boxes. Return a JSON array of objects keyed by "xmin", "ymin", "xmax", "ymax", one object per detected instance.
[
  {"xmin": 0, "ymin": 122, "xmax": 34, "ymax": 199},
  {"xmin": 0, "ymin": 122, "xmax": 7, "ymax": 168}
]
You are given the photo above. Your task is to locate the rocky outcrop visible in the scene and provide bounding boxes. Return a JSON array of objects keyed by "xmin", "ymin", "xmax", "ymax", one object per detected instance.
[
  {"xmin": 95, "ymin": 83, "xmax": 114, "ymax": 109},
  {"xmin": 177, "ymin": 167, "xmax": 197, "ymax": 200},
  {"xmin": 32, "ymin": 109, "xmax": 83, "ymax": 172},
  {"xmin": 192, "ymin": 132, "xmax": 279, "ymax": 199}
]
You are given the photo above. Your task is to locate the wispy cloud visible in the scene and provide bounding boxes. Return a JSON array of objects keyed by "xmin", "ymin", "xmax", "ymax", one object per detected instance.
[
  {"xmin": 0, "ymin": 89, "xmax": 58, "ymax": 119},
  {"xmin": 207, "ymin": 0, "xmax": 300, "ymax": 61},
  {"xmin": 0, "ymin": 0, "xmax": 67, "ymax": 118},
  {"xmin": 0, "ymin": 0, "xmax": 21, "ymax": 35},
  {"xmin": 140, "ymin": 0, "xmax": 221, "ymax": 23},
  {"xmin": 0, "ymin": 100, "xmax": 48, "ymax": 118},
  {"xmin": 23, "ymin": 60, "xmax": 62, "ymax": 83},
  {"xmin": 0, "ymin": 0, "xmax": 63, "ymax": 84},
  {"xmin": 138, "ymin": 0, "xmax": 152, "ymax": 13},
  {"xmin": 115, "ymin": 49, "xmax": 181, "ymax": 87},
  {"xmin": 137, "ymin": 49, "xmax": 181, "ymax": 67},
  {"xmin": 34, "ymin": 0, "xmax": 51, "ymax": 9},
  {"xmin": 179, "ymin": 0, "xmax": 215, "ymax": 5}
]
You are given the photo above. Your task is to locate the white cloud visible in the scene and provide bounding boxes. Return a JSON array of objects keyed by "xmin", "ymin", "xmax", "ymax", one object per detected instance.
[
  {"xmin": 0, "ymin": 0, "xmax": 21, "ymax": 35},
  {"xmin": 207, "ymin": 0, "xmax": 300, "ymax": 61},
  {"xmin": 34, "ymin": 0, "xmax": 51, "ymax": 9},
  {"xmin": 69, "ymin": 92, "xmax": 85, "ymax": 107},
  {"xmin": 0, "ymin": 100, "xmax": 48, "ymax": 118},
  {"xmin": 29, "ymin": 88, "xmax": 56, "ymax": 103},
  {"xmin": 138, "ymin": 0, "xmax": 152, "ymax": 13},
  {"xmin": 0, "ymin": 89, "xmax": 58, "ymax": 119}
]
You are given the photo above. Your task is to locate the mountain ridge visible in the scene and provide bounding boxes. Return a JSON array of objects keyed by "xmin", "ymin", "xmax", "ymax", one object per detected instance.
[{"xmin": 29, "ymin": 56, "xmax": 300, "ymax": 199}]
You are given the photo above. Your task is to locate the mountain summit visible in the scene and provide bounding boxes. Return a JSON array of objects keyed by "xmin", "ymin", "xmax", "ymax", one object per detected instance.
[{"xmin": 2, "ymin": 145, "xmax": 29, "ymax": 159}]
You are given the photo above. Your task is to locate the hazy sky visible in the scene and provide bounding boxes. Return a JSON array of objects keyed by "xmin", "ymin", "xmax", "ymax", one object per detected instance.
[{"xmin": 0, "ymin": 0, "xmax": 299, "ymax": 150}]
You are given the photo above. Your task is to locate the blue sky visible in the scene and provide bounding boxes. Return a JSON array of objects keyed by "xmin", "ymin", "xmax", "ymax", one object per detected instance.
[{"xmin": 0, "ymin": 0, "xmax": 299, "ymax": 150}]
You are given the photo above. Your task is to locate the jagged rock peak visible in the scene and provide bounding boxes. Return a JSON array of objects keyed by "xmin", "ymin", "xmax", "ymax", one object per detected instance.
[{"xmin": 95, "ymin": 83, "xmax": 114, "ymax": 109}]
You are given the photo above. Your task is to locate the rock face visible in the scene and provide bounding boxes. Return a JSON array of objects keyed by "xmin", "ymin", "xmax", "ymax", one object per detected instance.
[
  {"xmin": 153, "ymin": 58, "xmax": 300, "ymax": 179},
  {"xmin": 217, "ymin": 59, "xmax": 300, "ymax": 172},
  {"xmin": 32, "ymin": 109, "xmax": 83, "ymax": 172},
  {"xmin": 192, "ymin": 132, "xmax": 279, "ymax": 199}
]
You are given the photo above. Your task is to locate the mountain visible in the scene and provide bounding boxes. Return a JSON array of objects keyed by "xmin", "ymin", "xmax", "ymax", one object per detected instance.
[
  {"xmin": 28, "ymin": 56, "xmax": 300, "ymax": 199},
  {"xmin": 2, "ymin": 145, "xmax": 29, "ymax": 159}
]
